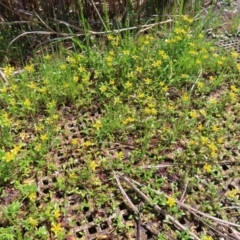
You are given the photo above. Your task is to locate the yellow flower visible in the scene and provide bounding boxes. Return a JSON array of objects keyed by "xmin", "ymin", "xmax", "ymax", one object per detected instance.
[
  {"xmin": 124, "ymin": 81, "xmax": 132, "ymax": 88},
  {"xmin": 71, "ymin": 138, "xmax": 78, "ymax": 145},
  {"xmin": 109, "ymin": 79, "xmax": 115, "ymax": 85},
  {"xmin": 196, "ymin": 59, "xmax": 201, "ymax": 65},
  {"xmin": 150, "ymin": 108, "xmax": 157, "ymax": 115},
  {"xmin": 99, "ymin": 85, "xmax": 107, "ymax": 93},
  {"xmin": 181, "ymin": 92, "xmax": 189, "ymax": 102},
  {"xmin": 84, "ymin": 140, "xmax": 93, "ymax": 147},
  {"xmin": 39, "ymin": 87, "xmax": 47, "ymax": 93},
  {"xmin": 208, "ymin": 97, "xmax": 217, "ymax": 105},
  {"xmin": 197, "ymin": 82, "xmax": 204, "ymax": 89},
  {"xmin": 29, "ymin": 217, "xmax": 38, "ymax": 227},
  {"xmin": 152, "ymin": 60, "xmax": 162, "ymax": 67},
  {"xmin": 114, "ymin": 96, "xmax": 122, "ymax": 104},
  {"xmin": 109, "ymin": 50, "xmax": 114, "ymax": 56},
  {"xmin": 203, "ymin": 164, "xmax": 212, "ymax": 172},
  {"xmin": 40, "ymin": 134, "xmax": 48, "ymax": 141},
  {"xmin": 4, "ymin": 151, "xmax": 15, "ymax": 162},
  {"xmin": 92, "ymin": 120, "xmax": 102, "ymax": 130},
  {"xmin": 44, "ymin": 54, "xmax": 51, "ymax": 60},
  {"xmin": 23, "ymin": 99, "xmax": 31, "ymax": 107},
  {"xmin": 208, "ymin": 142, "xmax": 217, "ymax": 152},
  {"xmin": 123, "ymin": 50, "xmax": 130, "ymax": 55},
  {"xmin": 236, "ymin": 63, "xmax": 240, "ymax": 71},
  {"xmin": 73, "ymin": 76, "xmax": 79, "ymax": 82},
  {"xmin": 197, "ymin": 124, "xmax": 203, "ymax": 131},
  {"xmin": 107, "ymin": 35, "xmax": 114, "ymax": 41},
  {"xmin": 25, "ymin": 63, "xmax": 35, "ymax": 73},
  {"xmin": 60, "ymin": 63, "xmax": 67, "ymax": 70},
  {"xmin": 28, "ymin": 82, "xmax": 37, "ymax": 89},
  {"xmin": 89, "ymin": 161, "xmax": 99, "ymax": 171},
  {"xmin": 116, "ymin": 151, "xmax": 124, "ymax": 159},
  {"xmin": 51, "ymin": 223, "xmax": 63, "ymax": 235},
  {"xmin": 167, "ymin": 197, "xmax": 176, "ymax": 207},
  {"xmin": 79, "ymin": 66, "xmax": 86, "ymax": 73},
  {"xmin": 136, "ymin": 66, "xmax": 143, "ymax": 73},
  {"xmin": 29, "ymin": 193, "xmax": 36, "ymax": 201},
  {"xmin": 212, "ymin": 125, "xmax": 219, "ymax": 132},
  {"xmin": 226, "ymin": 189, "xmax": 238, "ymax": 199},
  {"xmin": 201, "ymin": 136, "xmax": 209, "ymax": 145},
  {"xmin": 182, "ymin": 15, "xmax": 194, "ymax": 24},
  {"xmin": 54, "ymin": 209, "xmax": 61, "ymax": 220},
  {"xmin": 230, "ymin": 85, "xmax": 238, "ymax": 93},
  {"xmin": 162, "ymin": 86, "xmax": 169, "ymax": 93},
  {"xmin": 229, "ymin": 91, "xmax": 237, "ymax": 101},
  {"xmin": 11, "ymin": 145, "xmax": 22, "ymax": 155},
  {"xmin": 138, "ymin": 92, "xmax": 145, "ymax": 99},
  {"xmin": 199, "ymin": 109, "xmax": 206, "ymax": 116},
  {"xmin": 144, "ymin": 107, "xmax": 152, "ymax": 115},
  {"xmin": 189, "ymin": 110, "xmax": 198, "ymax": 119},
  {"xmin": 231, "ymin": 51, "xmax": 239, "ymax": 59},
  {"xmin": 210, "ymin": 151, "xmax": 217, "ymax": 158},
  {"xmin": 189, "ymin": 50, "xmax": 198, "ymax": 56},
  {"xmin": 3, "ymin": 65, "xmax": 14, "ymax": 78},
  {"xmin": 217, "ymin": 137, "xmax": 224, "ymax": 144},
  {"xmin": 144, "ymin": 78, "xmax": 152, "ymax": 84}
]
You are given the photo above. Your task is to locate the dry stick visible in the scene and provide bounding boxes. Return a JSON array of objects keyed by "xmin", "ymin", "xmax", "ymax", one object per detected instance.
[
  {"xmin": 7, "ymin": 19, "xmax": 174, "ymax": 50},
  {"xmin": 0, "ymin": 69, "xmax": 9, "ymax": 85},
  {"xmin": 113, "ymin": 171, "xmax": 139, "ymax": 215},
  {"xmin": 90, "ymin": 0, "xmax": 108, "ymax": 31},
  {"xmin": 33, "ymin": 11, "xmax": 56, "ymax": 33},
  {"xmin": 140, "ymin": 160, "xmax": 239, "ymax": 169},
  {"xmin": 129, "ymin": 177, "xmax": 240, "ymax": 229},
  {"xmin": 190, "ymin": 66, "xmax": 203, "ymax": 93},
  {"xmin": 115, "ymin": 172, "xmax": 202, "ymax": 240}
]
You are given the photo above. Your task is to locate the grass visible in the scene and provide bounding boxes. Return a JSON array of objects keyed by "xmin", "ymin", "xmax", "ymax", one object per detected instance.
[{"xmin": 0, "ymin": 4, "xmax": 240, "ymax": 240}]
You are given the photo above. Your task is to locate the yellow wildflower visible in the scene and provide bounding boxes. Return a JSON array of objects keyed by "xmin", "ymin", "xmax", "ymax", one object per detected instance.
[
  {"xmin": 201, "ymin": 136, "xmax": 209, "ymax": 145},
  {"xmin": 197, "ymin": 124, "xmax": 203, "ymax": 131},
  {"xmin": 167, "ymin": 197, "xmax": 176, "ymax": 207},
  {"xmin": 44, "ymin": 54, "xmax": 51, "ymax": 60},
  {"xmin": 60, "ymin": 63, "xmax": 67, "ymax": 70},
  {"xmin": 25, "ymin": 63, "xmax": 35, "ymax": 73},
  {"xmin": 203, "ymin": 164, "xmax": 212, "ymax": 173},
  {"xmin": 3, "ymin": 65, "xmax": 14, "ymax": 78},
  {"xmin": 23, "ymin": 99, "xmax": 31, "ymax": 107},
  {"xmin": 51, "ymin": 223, "xmax": 63, "ymax": 235},
  {"xmin": 54, "ymin": 209, "xmax": 61, "ymax": 220},
  {"xmin": 29, "ymin": 217, "xmax": 38, "ymax": 227},
  {"xmin": 123, "ymin": 50, "xmax": 130, "ymax": 55},
  {"xmin": 92, "ymin": 120, "xmax": 102, "ymax": 130},
  {"xmin": 71, "ymin": 138, "xmax": 78, "ymax": 145},
  {"xmin": 99, "ymin": 85, "xmax": 107, "ymax": 93},
  {"xmin": 89, "ymin": 161, "xmax": 99, "ymax": 171},
  {"xmin": 212, "ymin": 125, "xmax": 219, "ymax": 132},
  {"xmin": 226, "ymin": 189, "xmax": 238, "ymax": 199},
  {"xmin": 152, "ymin": 60, "xmax": 162, "ymax": 68},
  {"xmin": 40, "ymin": 134, "xmax": 48, "ymax": 141},
  {"xmin": 84, "ymin": 140, "xmax": 93, "ymax": 147},
  {"xmin": 144, "ymin": 78, "xmax": 152, "ymax": 84},
  {"xmin": 189, "ymin": 110, "xmax": 198, "ymax": 119},
  {"xmin": 231, "ymin": 51, "xmax": 239, "ymax": 59},
  {"xmin": 230, "ymin": 85, "xmax": 238, "ymax": 93},
  {"xmin": 124, "ymin": 81, "xmax": 132, "ymax": 88},
  {"xmin": 4, "ymin": 151, "xmax": 15, "ymax": 162},
  {"xmin": 162, "ymin": 86, "xmax": 169, "ymax": 93},
  {"xmin": 29, "ymin": 193, "xmax": 36, "ymax": 201}
]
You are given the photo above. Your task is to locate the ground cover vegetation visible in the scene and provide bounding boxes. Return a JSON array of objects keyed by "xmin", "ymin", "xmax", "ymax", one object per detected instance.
[{"xmin": 0, "ymin": 0, "xmax": 240, "ymax": 239}]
